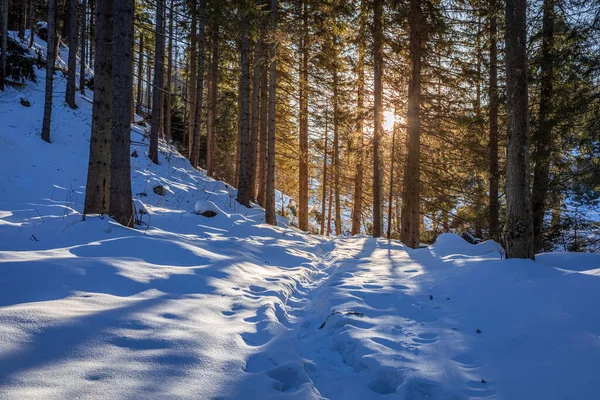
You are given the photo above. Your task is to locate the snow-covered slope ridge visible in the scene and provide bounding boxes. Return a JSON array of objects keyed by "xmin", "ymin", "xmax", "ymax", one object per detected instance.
[{"xmin": 1, "ymin": 36, "xmax": 600, "ymax": 400}]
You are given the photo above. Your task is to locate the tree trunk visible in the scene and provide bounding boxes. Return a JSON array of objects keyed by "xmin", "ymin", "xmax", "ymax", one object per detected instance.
[
  {"xmin": 257, "ymin": 37, "xmax": 268, "ymax": 206},
  {"xmin": 164, "ymin": 0, "xmax": 174, "ymax": 142},
  {"xmin": 320, "ymin": 108, "xmax": 328, "ymax": 235},
  {"xmin": 41, "ymin": 0, "xmax": 57, "ymax": 142},
  {"xmin": 401, "ymin": 0, "xmax": 421, "ymax": 249},
  {"xmin": 0, "ymin": 0, "xmax": 8, "ymax": 91},
  {"xmin": 149, "ymin": 0, "xmax": 165, "ymax": 164},
  {"xmin": 236, "ymin": 0, "xmax": 253, "ymax": 207},
  {"xmin": 146, "ymin": 53, "xmax": 152, "ymax": 109},
  {"xmin": 234, "ymin": 77, "xmax": 242, "ymax": 187},
  {"xmin": 372, "ymin": 0, "xmax": 384, "ymax": 237},
  {"xmin": 28, "ymin": 0, "xmax": 34, "ymax": 47},
  {"xmin": 190, "ymin": 0, "xmax": 205, "ymax": 168},
  {"xmin": 187, "ymin": 1, "xmax": 197, "ymax": 158},
  {"xmin": 488, "ymin": 0, "xmax": 499, "ymax": 240},
  {"xmin": 333, "ymin": 65, "xmax": 341, "ymax": 236},
  {"xmin": 84, "ymin": 0, "xmax": 112, "ymax": 215},
  {"xmin": 265, "ymin": 0, "xmax": 277, "ymax": 225},
  {"xmin": 326, "ymin": 180, "xmax": 333, "ymax": 236},
  {"xmin": 136, "ymin": 34, "xmax": 143, "ymax": 114},
  {"xmin": 298, "ymin": 0, "xmax": 309, "ymax": 231},
  {"xmin": 248, "ymin": 31, "xmax": 264, "ymax": 198},
  {"xmin": 387, "ymin": 108, "xmax": 397, "ymax": 239},
  {"xmin": 207, "ymin": 22, "xmax": 219, "ymax": 177},
  {"xmin": 351, "ymin": 0, "xmax": 366, "ymax": 236},
  {"xmin": 532, "ymin": 0, "xmax": 554, "ymax": 252},
  {"xmin": 109, "ymin": 0, "xmax": 134, "ymax": 227},
  {"xmin": 504, "ymin": 0, "xmax": 534, "ymax": 259},
  {"xmin": 19, "ymin": 0, "xmax": 26, "ymax": 40},
  {"xmin": 80, "ymin": 0, "xmax": 87, "ymax": 94},
  {"xmin": 65, "ymin": 0, "xmax": 78, "ymax": 109}
]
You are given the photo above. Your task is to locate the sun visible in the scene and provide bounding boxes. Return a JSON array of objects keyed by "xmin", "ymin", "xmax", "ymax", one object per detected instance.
[{"xmin": 383, "ymin": 110, "xmax": 396, "ymax": 131}]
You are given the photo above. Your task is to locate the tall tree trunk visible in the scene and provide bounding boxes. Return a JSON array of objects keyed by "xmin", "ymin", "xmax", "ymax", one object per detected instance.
[
  {"xmin": 401, "ymin": 0, "xmax": 421, "ymax": 249},
  {"xmin": 351, "ymin": 0, "xmax": 366, "ymax": 236},
  {"xmin": 28, "ymin": 0, "xmax": 34, "ymax": 47},
  {"xmin": 257, "ymin": 38, "xmax": 268, "ymax": 205},
  {"xmin": 80, "ymin": 0, "xmax": 87, "ymax": 94},
  {"xmin": 387, "ymin": 108, "xmax": 397, "ymax": 239},
  {"xmin": 372, "ymin": 0, "xmax": 384, "ymax": 237},
  {"xmin": 504, "ymin": 0, "xmax": 534, "ymax": 259},
  {"xmin": 19, "ymin": 0, "xmax": 26, "ymax": 40},
  {"xmin": 145, "ymin": 53, "xmax": 152, "ymax": 109},
  {"xmin": 207, "ymin": 22, "xmax": 219, "ymax": 177},
  {"xmin": 236, "ymin": 0, "xmax": 253, "ymax": 207},
  {"xmin": 164, "ymin": 0, "xmax": 174, "ymax": 142},
  {"xmin": 84, "ymin": 0, "xmax": 112, "ymax": 214},
  {"xmin": 234, "ymin": 77, "xmax": 242, "ymax": 187},
  {"xmin": 248, "ymin": 30, "xmax": 264, "ymax": 198},
  {"xmin": 0, "ymin": 0, "xmax": 7, "ymax": 91},
  {"xmin": 149, "ymin": 0, "xmax": 165, "ymax": 164},
  {"xmin": 109, "ymin": 0, "xmax": 134, "ymax": 227},
  {"xmin": 66, "ymin": 0, "xmax": 78, "ymax": 109},
  {"xmin": 320, "ymin": 108, "xmax": 328, "ymax": 235},
  {"xmin": 488, "ymin": 0, "xmax": 499, "ymax": 240},
  {"xmin": 532, "ymin": 0, "xmax": 554, "ymax": 252},
  {"xmin": 326, "ymin": 180, "xmax": 333, "ymax": 236},
  {"xmin": 187, "ymin": 0, "xmax": 198, "ymax": 158},
  {"xmin": 190, "ymin": 0, "xmax": 205, "ymax": 168},
  {"xmin": 136, "ymin": 34, "xmax": 143, "ymax": 114},
  {"xmin": 298, "ymin": 0, "xmax": 309, "ymax": 231},
  {"xmin": 333, "ymin": 65, "xmax": 341, "ymax": 236},
  {"xmin": 265, "ymin": 0, "xmax": 277, "ymax": 225},
  {"xmin": 41, "ymin": 0, "xmax": 57, "ymax": 142}
]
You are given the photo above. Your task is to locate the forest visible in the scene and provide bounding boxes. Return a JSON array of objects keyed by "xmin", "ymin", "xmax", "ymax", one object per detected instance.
[
  {"xmin": 1, "ymin": 0, "xmax": 599, "ymax": 257},
  {"xmin": 0, "ymin": 0, "xmax": 600, "ymax": 398}
]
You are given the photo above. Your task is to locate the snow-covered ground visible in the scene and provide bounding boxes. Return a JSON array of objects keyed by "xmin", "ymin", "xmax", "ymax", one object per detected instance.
[{"xmin": 1, "ymin": 35, "xmax": 600, "ymax": 399}]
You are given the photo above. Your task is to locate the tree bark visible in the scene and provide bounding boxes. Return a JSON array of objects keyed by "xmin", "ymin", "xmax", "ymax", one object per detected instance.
[
  {"xmin": 488, "ymin": 0, "xmax": 499, "ymax": 240},
  {"xmin": 298, "ymin": 0, "xmax": 309, "ymax": 231},
  {"xmin": 164, "ymin": 0, "xmax": 174, "ymax": 142},
  {"xmin": 109, "ymin": 0, "xmax": 134, "ymax": 227},
  {"xmin": 80, "ymin": 0, "xmax": 87, "ymax": 95},
  {"xmin": 19, "ymin": 0, "xmax": 26, "ymax": 40},
  {"xmin": 28, "ymin": 0, "xmax": 34, "ymax": 47},
  {"xmin": 84, "ymin": 0, "xmax": 112, "ymax": 214},
  {"xmin": 187, "ymin": 0, "xmax": 198, "ymax": 158},
  {"xmin": 66, "ymin": 0, "xmax": 78, "ymax": 109},
  {"xmin": 257, "ymin": 36, "xmax": 268, "ymax": 206},
  {"xmin": 504, "ymin": 0, "xmax": 534, "ymax": 259},
  {"xmin": 190, "ymin": 0, "xmax": 206, "ymax": 168},
  {"xmin": 41, "ymin": 0, "xmax": 57, "ymax": 142},
  {"xmin": 236, "ymin": 0, "xmax": 253, "ymax": 207},
  {"xmin": 207, "ymin": 22, "xmax": 219, "ymax": 177},
  {"xmin": 320, "ymin": 108, "xmax": 328, "ymax": 235},
  {"xmin": 265, "ymin": 0, "xmax": 277, "ymax": 225},
  {"xmin": 532, "ymin": 0, "xmax": 554, "ymax": 252},
  {"xmin": 351, "ymin": 0, "xmax": 367, "ymax": 236},
  {"xmin": 149, "ymin": 0, "xmax": 165, "ymax": 164},
  {"xmin": 372, "ymin": 0, "xmax": 384, "ymax": 237},
  {"xmin": 333, "ymin": 65, "xmax": 341, "ymax": 236},
  {"xmin": 248, "ymin": 30, "xmax": 264, "ymax": 198},
  {"xmin": 264, "ymin": 0, "xmax": 278, "ymax": 224},
  {"xmin": 401, "ymin": 0, "xmax": 422, "ymax": 249},
  {"xmin": 0, "ymin": 0, "xmax": 8, "ymax": 91},
  {"xmin": 387, "ymin": 108, "xmax": 397, "ymax": 239},
  {"xmin": 136, "ymin": 34, "xmax": 143, "ymax": 115}
]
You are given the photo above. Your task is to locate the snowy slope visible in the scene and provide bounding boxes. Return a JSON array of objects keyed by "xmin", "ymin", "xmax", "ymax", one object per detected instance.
[{"xmin": 1, "ymin": 36, "xmax": 600, "ymax": 400}]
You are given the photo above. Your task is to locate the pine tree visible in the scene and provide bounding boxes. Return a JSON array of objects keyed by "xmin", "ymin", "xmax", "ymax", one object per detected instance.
[
  {"xmin": 372, "ymin": 0, "xmax": 384, "ymax": 238},
  {"xmin": 149, "ymin": 0, "xmax": 166, "ymax": 164},
  {"xmin": 65, "ymin": 0, "xmax": 78, "ymax": 109}
]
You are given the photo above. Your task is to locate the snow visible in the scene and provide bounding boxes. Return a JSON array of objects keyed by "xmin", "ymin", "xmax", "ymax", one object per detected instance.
[{"xmin": 1, "ymin": 33, "xmax": 600, "ymax": 399}]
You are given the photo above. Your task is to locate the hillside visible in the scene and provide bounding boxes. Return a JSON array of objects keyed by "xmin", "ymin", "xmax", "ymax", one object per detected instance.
[{"xmin": 1, "ymin": 34, "xmax": 600, "ymax": 400}]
